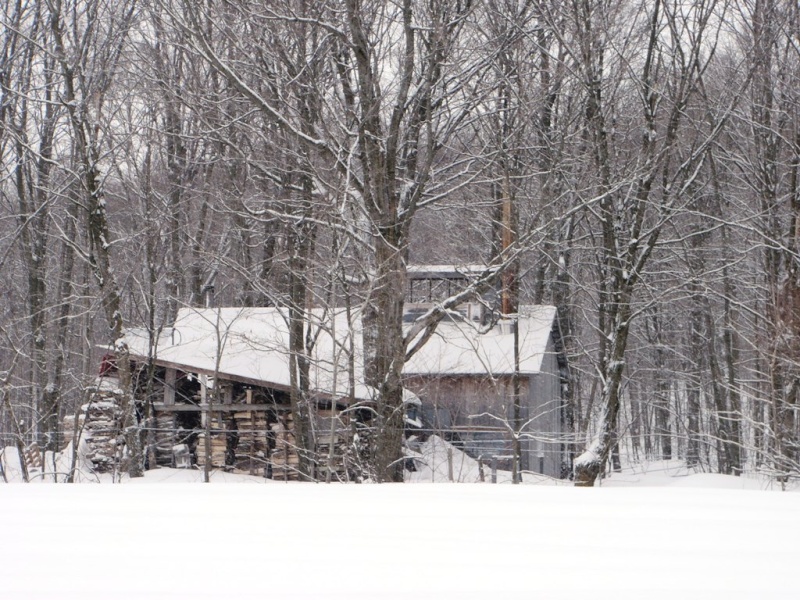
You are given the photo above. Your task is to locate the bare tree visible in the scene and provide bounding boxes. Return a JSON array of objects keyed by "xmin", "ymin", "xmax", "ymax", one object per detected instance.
[
  {"xmin": 47, "ymin": 0, "xmax": 143, "ymax": 476},
  {"xmin": 568, "ymin": 0, "xmax": 743, "ymax": 485},
  {"xmin": 167, "ymin": 0, "xmax": 526, "ymax": 481}
]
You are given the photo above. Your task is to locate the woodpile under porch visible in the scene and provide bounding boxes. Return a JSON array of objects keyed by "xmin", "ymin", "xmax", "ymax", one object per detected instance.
[{"xmin": 138, "ymin": 365, "xmax": 354, "ymax": 481}]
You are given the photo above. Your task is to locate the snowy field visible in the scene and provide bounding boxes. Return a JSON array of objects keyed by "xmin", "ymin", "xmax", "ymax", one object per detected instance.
[
  {"xmin": 3, "ymin": 460, "xmax": 800, "ymax": 600},
  {"xmin": 3, "ymin": 437, "xmax": 800, "ymax": 599}
]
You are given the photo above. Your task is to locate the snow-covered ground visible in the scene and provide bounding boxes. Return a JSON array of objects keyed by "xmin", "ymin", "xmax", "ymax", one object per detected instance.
[{"xmin": 2, "ymin": 439, "xmax": 799, "ymax": 599}]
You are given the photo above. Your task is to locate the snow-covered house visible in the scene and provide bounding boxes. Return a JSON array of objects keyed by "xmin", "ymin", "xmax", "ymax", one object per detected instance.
[
  {"xmin": 403, "ymin": 305, "xmax": 569, "ymax": 478},
  {"xmin": 403, "ymin": 264, "xmax": 569, "ymax": 478},
  {"xmin": 121, "ymin": 300, "xmax": 568, "ymax": 480},
  {"xmin": 123, "ymin": 307, "xmax": 387, "ymax": 480}
]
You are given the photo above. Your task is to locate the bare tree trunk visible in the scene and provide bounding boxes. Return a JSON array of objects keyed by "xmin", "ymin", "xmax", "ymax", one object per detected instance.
[
  {"xmin": 6, "ymin": 5, "xmax": 58, "ymax": 450},
  {"xmin": 48, "ymin": 0, "xmax": 143, "ymax": 477},
  {"xmin": 647, "ymin": 310, "xmax": 672, "ymax": 460},
  {"xmin": 43, "ymin": 197, "xmax": 80, "ymax": 458},
  {"xmin": 362, "ymin": 242, "xmax": 408, "ymax": 483},
  {"xmin": 287, "ymin": 222, "xmax": 315, "ymax": 480}
]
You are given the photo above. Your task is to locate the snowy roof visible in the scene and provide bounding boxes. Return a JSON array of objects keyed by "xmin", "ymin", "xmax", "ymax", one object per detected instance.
[
  {"xmin": 124, "ymin": 307, "xmax": 376, "ymax": 402},
  {"xmin": 403, "ymin": 306, "xmax": 558, "ymax": 376},
  {"xmin": 406, "ymin": 264, "xmax": 488, "ymax": 279},
  {"xmin": 123, "ymin": 305, "xmax": 558, "ymax": 399}
]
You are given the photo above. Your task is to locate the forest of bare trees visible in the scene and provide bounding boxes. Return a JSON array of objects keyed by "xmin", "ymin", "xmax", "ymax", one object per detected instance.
[{"xmin": 2, "ymin": 0, "xmax": 800, "ymax": 485}]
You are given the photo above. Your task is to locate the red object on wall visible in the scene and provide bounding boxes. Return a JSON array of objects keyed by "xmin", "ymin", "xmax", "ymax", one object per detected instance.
[{"xmin": 99, "ymin": 354, "xmax": 117, "ymax": 377}]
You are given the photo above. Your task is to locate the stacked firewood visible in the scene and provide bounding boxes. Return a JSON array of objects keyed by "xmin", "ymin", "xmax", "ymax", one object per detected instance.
[
  {"xmin": 314, "ymin": 409, "xmax": 349, "ymax": 481},
  {"xmin": 233, "ymin": 411, "xmax": 268, "ymax": 474},
  {"xmin": 195, "ymin": 414, "xmax": 227, "ymax": 468},
  {"xmin": 270, "ymin": 413, "xmax": 300, "ymax": 481},
  {"xmin": 81, "ymin": 392, "xmax": 123, "ymax": 473}
]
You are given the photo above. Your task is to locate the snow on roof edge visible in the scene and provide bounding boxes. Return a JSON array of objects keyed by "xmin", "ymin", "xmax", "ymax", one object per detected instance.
[{"xmin": 122, "ymin": 305, "xmax": 559, "ymax": 394}]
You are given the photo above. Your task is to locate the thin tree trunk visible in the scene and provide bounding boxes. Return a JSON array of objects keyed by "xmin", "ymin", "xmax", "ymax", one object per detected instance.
[{"xmin": 49, "ymin": 0, "xmax": 143, "ymax": 477}]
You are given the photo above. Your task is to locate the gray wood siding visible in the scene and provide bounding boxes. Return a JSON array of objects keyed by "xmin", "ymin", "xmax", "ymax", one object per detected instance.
[
  {"xmin": 404, "ymin": 333, "xmax": 565, "ymax": 478},
  {"xmin": 524, "ymin": 336, "xmax": 563, "ymax": 477}
]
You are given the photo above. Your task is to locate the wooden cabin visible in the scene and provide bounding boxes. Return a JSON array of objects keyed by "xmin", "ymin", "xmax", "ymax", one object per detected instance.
[
  {"xmin": 117, "ymin": 283, "xmax": 568, "ymax": 479},
  {"xmin": 124, "ymin": 308, "xmax": 380, "ymax": 481},
  {"xmin": 403, "ymin": 305, "xmax": 569, "ymax": 478},
  {"xmin": 403, "ymin": 265, "xmax": 569, "ymax": 478}
]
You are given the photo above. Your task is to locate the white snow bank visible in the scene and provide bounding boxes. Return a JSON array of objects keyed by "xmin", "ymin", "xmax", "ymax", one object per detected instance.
[
  {"xmin": 3, "ymin": 439, "xmax": 796, "ymax": 491},
  {"xmin": 407, "ymin": 434, "xmax": 564, "ymax": 484},
  {"xmin": 2, "ymin": 482, "xmax": 799, "ymax": 599},
  {"xmin": 600, "ymin": 459, "xmax": 794, "ymax": 491},
  {"xmin": 0, "ymin": 441, "xmax": 96, "ymax": 483}
]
